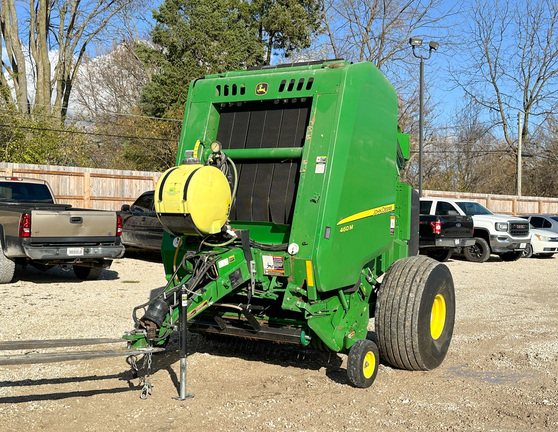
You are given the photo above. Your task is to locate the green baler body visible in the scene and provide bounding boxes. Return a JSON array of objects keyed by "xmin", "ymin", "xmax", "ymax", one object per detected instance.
[{"xmin": 150, "ymin": 61, "xmax": 413, "ymax": 353}]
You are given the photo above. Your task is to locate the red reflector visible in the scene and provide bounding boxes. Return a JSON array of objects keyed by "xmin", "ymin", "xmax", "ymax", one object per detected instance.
[
  {"xmin": 19, "ymin": 213, "xmax": 31, "ymax": 237},
  {"xmin": 116, "ymin": 215, "xmax": 123, "ymax": 236},
  {"xmin": 430, "ymin": 220, "xmax": 442, "ymax": 235}
]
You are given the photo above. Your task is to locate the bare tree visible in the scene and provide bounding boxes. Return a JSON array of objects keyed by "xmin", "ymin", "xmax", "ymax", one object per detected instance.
[
  {"xmin": 451, "ymin": 0, "xmax": 558, "ymax": 167},
  {"xmin": 72, "ymin": 40, "xmax": 150, "ymax": 117},
  {"xmin": 0, "ymin": 0, "xmax": 148, "ymax": 120},
  {"xmin": 320, "ymin": 0, "xmax": 452, "ymax": 72}
]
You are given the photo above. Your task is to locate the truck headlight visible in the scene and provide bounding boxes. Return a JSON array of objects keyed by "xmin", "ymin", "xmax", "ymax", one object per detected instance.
[
  {"xmin": 495, "ymin": 222, "xmax": 508, "ymax": 232},
  {"xmin": 535, "ymin": 235, "xmax": 549, "ymax": 241}
]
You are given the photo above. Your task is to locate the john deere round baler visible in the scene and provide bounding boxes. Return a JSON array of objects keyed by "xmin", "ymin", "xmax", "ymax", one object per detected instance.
[{"xmin": 127, "ymin": 60, "xmax": 455, "ymax": 389}]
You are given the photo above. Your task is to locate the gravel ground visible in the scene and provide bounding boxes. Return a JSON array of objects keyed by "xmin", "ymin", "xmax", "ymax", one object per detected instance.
[{"xmin": 0, "ymin": 251, "xmax": 557, "ymax": 431}]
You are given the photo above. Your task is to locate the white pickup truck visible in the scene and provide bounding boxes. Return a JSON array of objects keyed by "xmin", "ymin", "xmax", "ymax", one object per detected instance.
[{"xmin": 420, "ymin": 198, "xmax": 530, "ymax": 263}]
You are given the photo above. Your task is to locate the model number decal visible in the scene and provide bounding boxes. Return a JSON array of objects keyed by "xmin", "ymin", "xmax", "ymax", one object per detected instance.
[
  {"xmin": 340, "ymin": 224, "xmax": 354, "ymax": 233},
  {"xmin": 337, "ymin": 203, "xmax": 395, "ymax": 226}
]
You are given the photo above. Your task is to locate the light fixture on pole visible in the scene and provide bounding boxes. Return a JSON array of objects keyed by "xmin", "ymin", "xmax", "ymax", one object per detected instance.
[{"xmin": 409, "ymin": 37, "xmax": 438, "ymax": 197}]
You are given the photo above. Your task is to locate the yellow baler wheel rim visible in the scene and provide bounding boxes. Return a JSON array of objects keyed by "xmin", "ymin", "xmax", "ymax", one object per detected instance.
[
  {"xmin": 430, "ymin": 294, "xmax": 446, "ymax": 340},
  {"xmin": 363, "ymin": 351, "xmax": 376, "ymax": 379}
]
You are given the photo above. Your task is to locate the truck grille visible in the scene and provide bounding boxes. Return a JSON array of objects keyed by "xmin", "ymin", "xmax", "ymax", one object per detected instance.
[{"xmin": 509, "ymin": 222, "xmax": 529, "ymax": 237}]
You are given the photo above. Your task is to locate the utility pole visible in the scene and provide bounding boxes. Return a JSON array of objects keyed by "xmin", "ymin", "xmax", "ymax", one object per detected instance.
[{"xmin": 517, "ymin": 112, "xmax": 522, "ymax": 197}]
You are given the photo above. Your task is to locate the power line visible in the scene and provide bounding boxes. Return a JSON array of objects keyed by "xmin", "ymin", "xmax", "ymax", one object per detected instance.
[
  {"xmin": 0, "ymin": 123, "xmax": 176, "ymax": 142},
  {"xmin": 0, "ymin": 105, "xmax": 183, "ymax": 123}
]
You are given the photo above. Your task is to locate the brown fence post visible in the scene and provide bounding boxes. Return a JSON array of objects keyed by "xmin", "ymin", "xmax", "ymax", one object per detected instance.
[{"xmin": 83, "ymin": 172, "xmax": 91, "ymax": 209}]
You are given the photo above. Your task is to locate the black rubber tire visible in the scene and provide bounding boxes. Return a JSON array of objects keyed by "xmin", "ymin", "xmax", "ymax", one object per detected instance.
[
  {"xmin": 375, "ymin": 255, "xmax": 455, "ymax": 371},
  {"xmin": 73, "ymin": 265, "xmax": 103, "ymax": 280},
  {"xmin": 426, "ymin": 248, "xmax": 453, "ymax": 262},
  {"xmin": 463, "ymin": 237, "xmax": 491, "ymax": 263},
  {"xmin": 522, "ymin": 244, "xmax": 533, "ymax": 259},
  {"xmin": 499, "ymin": 251, "xmax": 523, "ymax": 262},
  {"xmin": 0, "ymin": 243, "xmax": 15, "ymax": 284},
  {"xmin": 347, "ymin": 339, "xmax": 380, "ymax": 388}
]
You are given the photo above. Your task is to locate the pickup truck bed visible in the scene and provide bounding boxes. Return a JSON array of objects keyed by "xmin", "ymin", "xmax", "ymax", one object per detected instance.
[
  {"xmin": 0, "ymin": 177, "xmax": 124, "ymax": 282},
  {"xmin": 419, "ymin": 214, "xmax": 475, "ymax": 261}
]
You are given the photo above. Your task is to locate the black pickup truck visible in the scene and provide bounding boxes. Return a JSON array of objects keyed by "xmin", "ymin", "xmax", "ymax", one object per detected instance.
[{"xmin": 419, "ymin": 200, "xmax": 475, "ymax": 261}]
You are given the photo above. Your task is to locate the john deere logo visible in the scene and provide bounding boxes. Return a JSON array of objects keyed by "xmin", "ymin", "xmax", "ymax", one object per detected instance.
[{"xmin": 256, "ymin": 83, "xmax": 268, "ymax": 95}]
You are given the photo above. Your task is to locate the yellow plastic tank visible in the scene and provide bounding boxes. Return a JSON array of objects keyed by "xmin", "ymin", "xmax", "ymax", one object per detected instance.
[{"xmin": 155, "ymin": 164, "xmax": 231, "ymax": 235}]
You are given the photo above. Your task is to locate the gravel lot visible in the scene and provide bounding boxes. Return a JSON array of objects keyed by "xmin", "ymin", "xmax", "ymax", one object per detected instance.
[{"xmin": 0, "ymin": 251, "xmax": 557, "ymax": 431}]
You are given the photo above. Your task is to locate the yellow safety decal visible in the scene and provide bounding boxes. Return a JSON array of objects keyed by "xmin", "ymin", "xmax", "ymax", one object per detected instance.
[
  {"xmin": 193, "ymin": 140, "xmax": 202, "ymax": 158},
  {"xmin": 187, "ymin": 300, "xmax": 209, "ymax": 320},
  {"xmin": 337, "ymin": 204, "xmax": 395, "ymax": 226},
  {"xmin": 306, "ymin": 260, "xmax": 314, "ymax": 287}
]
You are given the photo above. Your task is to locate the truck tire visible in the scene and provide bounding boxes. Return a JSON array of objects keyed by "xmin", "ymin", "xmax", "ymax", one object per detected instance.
[
  {"xmin": 499, "ymin": 251, "xmax": 522, "ymax": 262},
  {"xmin": 463, "ymin": 237, "xmax": 490, "ymax": 263},
  {"xmin": 522, "ymin": 244, "xmax": 533, "ymax": 258},
  {"xmin": 73, "ymin": 265, "xmax": 103, "ymax": 281},
  {"xmin": 0, "ymin": 244, "xmax": 16, "ymax": 284},
  {"xmin": 426, "ymin": 248, "xmax": 453, "ymax": 262},
  {"xmin": 375, "ymin": 255, "xmax": 455, "ymax": 371},
  {"xmin": 347, "ymin": 339, "xmax": 379, "ymax": 388}
]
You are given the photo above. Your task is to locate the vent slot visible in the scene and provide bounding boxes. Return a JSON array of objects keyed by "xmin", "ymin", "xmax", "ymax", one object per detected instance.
[{"xmin": 215, "ymin": 83, "xmax": 246, "ymax": 97}]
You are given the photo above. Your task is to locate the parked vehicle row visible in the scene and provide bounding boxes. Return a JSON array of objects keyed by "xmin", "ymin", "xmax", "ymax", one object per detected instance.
[{"xmin": 118, "ymin": 190, "xmax": 558, "ymax": 264}]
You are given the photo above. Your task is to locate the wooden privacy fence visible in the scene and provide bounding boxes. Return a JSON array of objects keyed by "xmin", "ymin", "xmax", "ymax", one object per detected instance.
[
  {"xmin": 0, "ymin": 163, "xmax": 161, "ymax": 211},
  {"xmin": 423, "ymin": 190, "xmax": 558, "ymax": 215},
  {"xmin": 1, "ymin": 163, "xmax": 558, "ymax": 215}
]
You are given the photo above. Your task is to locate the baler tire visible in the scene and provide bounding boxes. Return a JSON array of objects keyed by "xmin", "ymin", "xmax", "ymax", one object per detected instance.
[
  {"xmin": 73, "ymin": 265, "xmax": 103, "ymax": 281},
  {"xmin": 375, "ymin": 255, "xmax": 455, "ymax": 371},
  {"xmin": 0, "ymin": 244, "xmax": 15, "ymax": 284},
  {"xmin": 347, "ymin": 339, "xmax": 379, "ymax": 388},
  {"xmin": 463, "ymin": 237, "xmax": 490, "ymax": 263}
]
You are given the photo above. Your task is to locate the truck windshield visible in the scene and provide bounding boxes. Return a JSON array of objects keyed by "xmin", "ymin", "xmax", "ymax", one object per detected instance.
[
  {"xmin": 456, "ymin": 201, "xmax": 493, "ymax": 216},
  {"xmin": 0, "ymin": 182, "xmax": 54, "ymax": 203},
  {"xmin": 551, "ymin": 217, "xmax": 558, "ymax": 222}
]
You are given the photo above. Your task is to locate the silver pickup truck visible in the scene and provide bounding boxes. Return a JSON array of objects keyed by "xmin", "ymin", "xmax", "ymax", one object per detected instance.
[{"xmin": 0, "ymin": 177, "xmax": 125, "ymax": 283}]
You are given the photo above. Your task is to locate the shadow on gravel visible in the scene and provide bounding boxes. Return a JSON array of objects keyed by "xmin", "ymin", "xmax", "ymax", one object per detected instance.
[
  {"xmin": 122, "ymin": 247, "xmax": 163, "ymax": 263},
  {"xmin": 145, "ymin": 331, "xmax": 380, "ymax": 391},
  {"xmin": 0, "ymin": 369, "xmax": 140, "ymax": 404},
  {"xmin": 11, "ymin": 264, "xmax": 119, "ymax": 284}
]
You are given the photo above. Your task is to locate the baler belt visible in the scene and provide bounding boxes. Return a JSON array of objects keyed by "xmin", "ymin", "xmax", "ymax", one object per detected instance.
[{"xmin": 216, "ymin": 98, "xmax": 311, "ymax": 224}]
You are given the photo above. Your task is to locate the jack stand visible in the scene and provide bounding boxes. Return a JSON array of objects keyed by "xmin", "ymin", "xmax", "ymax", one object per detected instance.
[{"xmin": 174, "ymin": 288, "xmax": 194, "ymax": 401}]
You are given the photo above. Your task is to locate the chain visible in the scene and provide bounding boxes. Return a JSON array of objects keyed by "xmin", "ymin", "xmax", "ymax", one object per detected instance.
[
  {"xmin": 126, "ymin": 355, "xmax": 139, "ymax": 379},
  {"xmin": 139, "ymin": 351, "xmax": 153, "ymax": 400}
]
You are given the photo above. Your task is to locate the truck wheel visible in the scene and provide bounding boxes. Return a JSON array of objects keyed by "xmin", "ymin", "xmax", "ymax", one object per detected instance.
[
  {"xmin": 347, "ymin": 339, "xmax": 379, "ymax": 388},
  {"xmin": 521, "ymin": 244, "xmax": 533, "ymax": 258},
  {"xmin": 426, "ymin": 248, "xmax": 453, "ymax": 262},
  {"xmin": 463, "ymin": 237, "xmax": 490, "ymax": 263},
  {"xmin": 375, "ymin": 255, "xmax": 455, "ymax": 371},
  {"xmin": 0, "ymin": 244, "xmax": 16, "ymax": 284},
  {"xmin": 499, "ymin": 251, "xmax": 522, "ymax": 262},
  {"xmin": 73, "ymin": 265, "xmax": 103, "ymax": 280}
]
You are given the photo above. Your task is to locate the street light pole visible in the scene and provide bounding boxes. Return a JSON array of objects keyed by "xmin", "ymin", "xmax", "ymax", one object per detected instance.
[{"xmin": 409, "ymin": 37, "xmax": 438, "ymax": 197}]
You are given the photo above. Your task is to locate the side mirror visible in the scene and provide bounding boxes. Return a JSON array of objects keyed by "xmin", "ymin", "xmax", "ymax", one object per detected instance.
[{"xmin": 121, "ymin": 204, "xmax": 131, "ymax": 212}]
